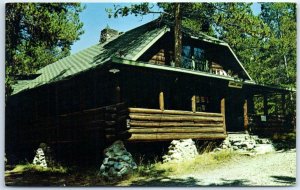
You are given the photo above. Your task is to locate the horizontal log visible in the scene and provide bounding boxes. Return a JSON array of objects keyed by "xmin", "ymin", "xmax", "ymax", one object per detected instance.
[
  {"xmin": 127, "ymin": 133, "xmax": 227, "ymax": 141},
  {"xmin": 129, "ymin": 121, "xmax": 223, "ymax": 127},
  {"xmin": 129, "ymin": 114, "xmax": 223, "ymax": 122},
  {"xmin": 129, "ymin": 108, "xmax": 222, "ymax": 117},
  {"xmin": 128, "ymin": 127, "xmax": 224, "ymax": 133}
]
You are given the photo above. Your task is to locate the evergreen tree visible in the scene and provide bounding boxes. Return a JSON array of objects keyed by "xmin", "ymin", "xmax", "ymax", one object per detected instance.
[
  {"xmin": 259, "ymin": 3, "xmax": 296, "ymax": 87},
  {"xmin": 107, "ymin": 2, "xmax": 296, "ymax": 89},
  {"xmin": 5, "ymin": 3, "xmax": 85, "ymax": 96},
  {"xmin": 209, "ymin": 3, "xmax": 271, "ymax": 83},
  {"xmin": 106, "ymin": 3, "xmax": 215, "ymax": 67}
]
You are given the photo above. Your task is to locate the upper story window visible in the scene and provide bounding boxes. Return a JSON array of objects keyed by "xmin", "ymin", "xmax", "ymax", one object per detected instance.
[{"xmin": 182, "ymin": 46, "xmax": 209, "ymax": 72}]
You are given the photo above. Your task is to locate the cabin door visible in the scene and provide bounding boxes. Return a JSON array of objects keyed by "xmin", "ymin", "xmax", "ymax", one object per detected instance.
[{"xmin": 225, "ymin": 89, "xmax": 245, "ymax": 132}]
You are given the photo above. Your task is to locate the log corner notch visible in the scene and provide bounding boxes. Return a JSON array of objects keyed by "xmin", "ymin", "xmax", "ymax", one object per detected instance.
[{"xmin": 220, "ymin": 98, "xmax": 226, "ymax": 134}]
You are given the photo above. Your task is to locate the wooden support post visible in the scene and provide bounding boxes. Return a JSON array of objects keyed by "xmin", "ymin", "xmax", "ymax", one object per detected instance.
[
  {"xmin": 220, "ymin": 98, "xmax": 226, "ymax": 134},
  {"xmin": 191, "ymin": 95, "xmax": 196, "ymax": 113},
  {"xmin": 281, "ymin": 94, "xmax": 286, "ymax": 115},
  {"xmin": 243, "ymin": 100, "xmax": 249, "ymax": 131},
  {"xmin": 263, "ymin": 94, "xmax": 268, "ymax": 116},
  {"xmin": 159, "ymin": 92, "xmax": 164, "ymax": 111}
]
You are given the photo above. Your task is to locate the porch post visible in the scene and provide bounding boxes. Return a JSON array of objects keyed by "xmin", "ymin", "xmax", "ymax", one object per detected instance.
[
  {"xmin": 263, "ymin": 94, "xmax": 268, "ymax": 116},
  {"xmin": 243, "ymin": 100, "xmax": 249, "ymax": 131},
  {"xmin": 159, "ymin": 92, "xmax": 164, "ymax": 111},
  {"xmin": 220, "ymin": 98, "xmax": 226, "ymax": 134},
  {"xmin": 191, "ymin": 95, "xmax": 196, "ymax": 113}
]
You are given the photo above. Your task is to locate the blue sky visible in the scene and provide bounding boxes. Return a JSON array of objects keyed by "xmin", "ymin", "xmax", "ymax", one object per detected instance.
[
  {"xmin": 70, "ymin": 3, "xmax": 261, "ymax": 54},
  {"xmin": 70, "ymin": 3, "xmax": 161, "ymax": 54}
]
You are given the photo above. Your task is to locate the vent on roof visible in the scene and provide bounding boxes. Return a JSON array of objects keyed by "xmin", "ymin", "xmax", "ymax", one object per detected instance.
[{"xmin": 100, "ymin": 25, "xmax": 119, "ymax": 43}]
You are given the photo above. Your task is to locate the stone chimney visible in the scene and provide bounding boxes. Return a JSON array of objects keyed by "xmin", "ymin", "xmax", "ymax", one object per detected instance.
[{"xmin": 100, "ymin": 25, "xmax": 119, "ymax": 43}]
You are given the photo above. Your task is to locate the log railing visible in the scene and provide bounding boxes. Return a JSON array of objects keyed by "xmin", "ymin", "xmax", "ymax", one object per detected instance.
[{"xmin": 127, "ymin": 108, "xmax": 227, "ymax": 141}]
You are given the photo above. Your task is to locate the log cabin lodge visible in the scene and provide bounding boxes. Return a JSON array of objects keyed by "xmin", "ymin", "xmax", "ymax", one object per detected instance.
[{"xmin": 6, "ymin": 20, "xmax": 295, "ymax": 159}]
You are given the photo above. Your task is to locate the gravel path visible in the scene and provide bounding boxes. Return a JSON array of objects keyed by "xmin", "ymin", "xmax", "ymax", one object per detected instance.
[
  {"xmin": 126, "ymin": 150, "xmax": 296, "ymax": 187},
  {"xmin": 177, "ymin": 150, "xmax": 296, "ymax": 186}
]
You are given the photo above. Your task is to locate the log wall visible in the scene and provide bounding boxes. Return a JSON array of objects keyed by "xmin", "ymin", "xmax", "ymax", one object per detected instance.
[
  {"xmin": 127, "ymin": 108, "xmax": 227, "ymax": 141},
  {"xmin": 14, "ymin": 102, "xmax": 129, "ymax": 146}
]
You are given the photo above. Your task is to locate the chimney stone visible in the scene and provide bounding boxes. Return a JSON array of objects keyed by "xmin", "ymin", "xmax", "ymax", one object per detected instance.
[{"xmin": 100, "ymin": 25, "xmax": 119, "ymax": 43}]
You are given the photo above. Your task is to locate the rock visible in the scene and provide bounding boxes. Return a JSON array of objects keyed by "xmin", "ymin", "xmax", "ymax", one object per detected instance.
[
  {"xmin": 114, "ymin": 162, "xmax": 123, "ymax": 170},
  {"xmin": 122, "ymin": 155, "xmax": 130, "ymax": 161},
  {"xmin": 254, "ymin": 144, "xmax": 275, "ymax": 154},
  {"xmin": 215, "ymin": 133, "xmax": 275, "ymax": 154},
  {"xmin": 100, "ymin": 164, "xmax": 106, "ymax": 172},
  {"xmin": 246, "ymin": 143, "xmax": 255, "ymax": 150},
  {"xmin": 100, "ymin": 140, "xmax": 137, "ymax": 179},
  {"xmin": 33, "ymin": 148, "xmax": 47, "ymax": 168},
  {"xmin": 163, "ymin": 139, "xmax": 198, "ymax": 163},
  {"xmin": 214, "ymin": 148, "xmax": 222, "ymax": 152}
]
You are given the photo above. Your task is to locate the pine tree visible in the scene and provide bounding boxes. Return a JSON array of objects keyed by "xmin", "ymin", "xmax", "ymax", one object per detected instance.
[{"xmin": 5, "ymin": 3, "xmax": 85, "ymax": 96}]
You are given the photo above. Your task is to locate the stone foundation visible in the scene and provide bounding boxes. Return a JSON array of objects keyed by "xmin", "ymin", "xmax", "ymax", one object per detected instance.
[
  {"xmin": 100, "ymin": 141, "xmax": 137, "ymax": 179},
  {"xmin": 32, "ymin": 143, "xmax": 54, "ymax": 168},
  {"xmin": 162, "ymin": 139, "xmax": 198, "ymax": 163},
  {"xmin": 215, "ymin": 133, "xmax": 275, "ymax": 154}
]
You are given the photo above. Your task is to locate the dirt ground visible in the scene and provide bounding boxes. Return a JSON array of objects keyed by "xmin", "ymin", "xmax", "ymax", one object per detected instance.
[{"xmin": 5, "ymin": 149, "xmax": 296, "ymax": 187}]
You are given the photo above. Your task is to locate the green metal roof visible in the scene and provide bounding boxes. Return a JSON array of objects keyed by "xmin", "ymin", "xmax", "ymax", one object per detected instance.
[
  {"xmin": 12, "ymin": 21, "xmax": 169, "ymax": 95},
  {"xmin": 11, "ymin": 19, "xmax": 251, "ymax": 95}
]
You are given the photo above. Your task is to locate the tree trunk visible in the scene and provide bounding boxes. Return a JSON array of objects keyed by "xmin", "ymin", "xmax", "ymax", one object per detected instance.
[
  {"xmin": 283, "ymin": 54, "xmax": 289, "ymax": 80},
  {"xmin": 174, "ymin": 3, "xmax": 182, "ymax": 67}
]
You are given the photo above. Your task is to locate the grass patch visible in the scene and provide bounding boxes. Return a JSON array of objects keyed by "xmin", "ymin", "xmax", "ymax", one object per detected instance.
[
  {"xmin": 121, "ymin": 149, "xmax": 238, "ymax": 186},
  {"xmin": 6, "ymin": 163, "xmax": 67, "ymax": 176},
  {"xmin": 154, "ymin": 149, "xmax": 237, "ymax": 175}
]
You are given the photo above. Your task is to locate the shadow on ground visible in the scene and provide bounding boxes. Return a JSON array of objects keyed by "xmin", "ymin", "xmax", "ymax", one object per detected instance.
[
  {"xmin": 5, "ymin": 170, "xmax": 117, "ymax": 187},
  {"xmin": 271, "ymin": 175, "xmax": 296, "ymax": 185},
  {"xmin": 207, "ymin": 178, "xmax": 250, "ymax": 186},
  {"xmin": 126, "ymin": 176, "xmax": 251, "ymax": 187}
]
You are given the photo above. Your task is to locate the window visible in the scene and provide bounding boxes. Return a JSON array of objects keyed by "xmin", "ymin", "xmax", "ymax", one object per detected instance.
[
  {"xmin": 196, "ymin": 96, "xmax": 209, "ymax": 112},
  {"xmin": 194, "ymin": 48, "xmax": 208, "ymax": 71},
  {"xmin": 181, "ymin": 46, "xmax": 208, "ymax": 71},
  {"xmin": 182, "ymin": 46, "xmax": 192, "ymax": 69}
]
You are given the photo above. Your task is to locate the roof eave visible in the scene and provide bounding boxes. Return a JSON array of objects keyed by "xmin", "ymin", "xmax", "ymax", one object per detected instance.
[{"xmin": 112, "ymin": 57, "xmax": 239, "ymax": 81}]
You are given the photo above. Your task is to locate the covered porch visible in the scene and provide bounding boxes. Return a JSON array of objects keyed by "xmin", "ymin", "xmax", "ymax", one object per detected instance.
[
  {"xmin": 112, "ymin": 59, "xmax": 245, "ymax": 141},
  {"xmin": 111, "ymin": 59, "xmax": 295, "ymax": 141}
]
